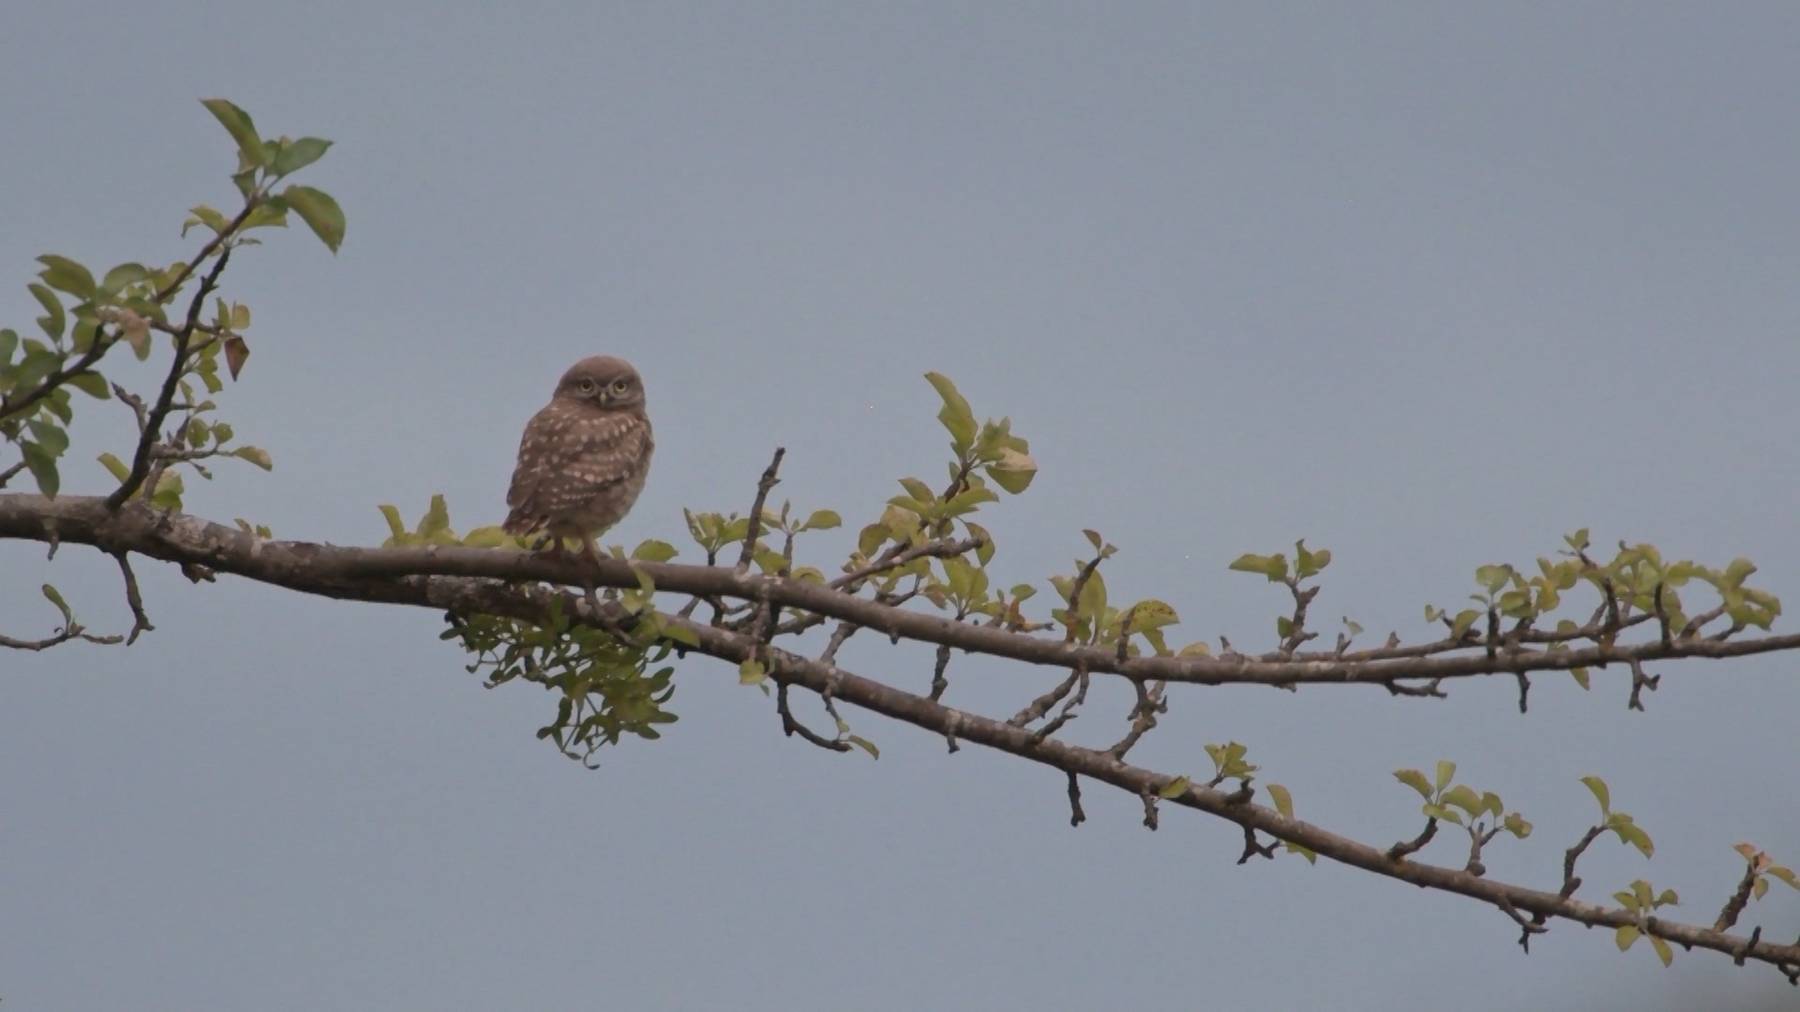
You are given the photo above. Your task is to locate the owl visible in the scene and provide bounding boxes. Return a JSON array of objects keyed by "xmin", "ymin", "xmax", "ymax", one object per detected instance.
[{"xmin": 503, "ymin": 355, "xmax": 654, "ymax": 563}]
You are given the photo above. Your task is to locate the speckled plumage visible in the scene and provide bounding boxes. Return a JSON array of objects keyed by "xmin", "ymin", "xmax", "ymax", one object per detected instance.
[{"xmin": 503, "ymin": 356, "xmax": 654, "ymax": 547}]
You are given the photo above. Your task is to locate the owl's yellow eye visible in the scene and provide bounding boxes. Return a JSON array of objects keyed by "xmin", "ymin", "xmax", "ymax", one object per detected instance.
[
  {"xmin": 577, "ymin": 379, "xmax": 597, "ymax": 395},
  {"xmin": 610, "ymin": 379, "xmax": 631, "ymax": 395}
]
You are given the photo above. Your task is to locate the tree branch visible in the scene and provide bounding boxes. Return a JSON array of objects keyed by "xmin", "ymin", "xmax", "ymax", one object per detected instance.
[{"xmin": 2, "ymin": 494, "xmax": 1798, "ymax": 978}]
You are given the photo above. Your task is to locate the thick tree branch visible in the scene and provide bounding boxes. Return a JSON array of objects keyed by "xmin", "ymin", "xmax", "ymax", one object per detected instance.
[
  {"xmin": 4, "ymin": 494, "xmax": 1798, "ymax": 693},
  {"xmin": 2, "ymin": 494, "xmax": 1798, "ymax": 979}
]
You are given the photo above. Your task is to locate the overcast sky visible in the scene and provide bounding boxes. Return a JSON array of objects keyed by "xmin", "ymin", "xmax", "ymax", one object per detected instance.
[{"xmin": 3, "ymin": 4, "xmax": 1798, "ymax": 1009}]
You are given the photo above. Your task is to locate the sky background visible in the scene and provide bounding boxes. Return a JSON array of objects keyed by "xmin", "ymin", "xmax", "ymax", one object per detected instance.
[{"xmin": 3, "ymin": 3, "xmax": 1799, "ymax": 1009}]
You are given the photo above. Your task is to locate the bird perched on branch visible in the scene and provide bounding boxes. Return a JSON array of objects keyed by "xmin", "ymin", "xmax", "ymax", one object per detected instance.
[{"xmin": 503, "ymin": 355, "xmax": 654, "ymax": 570}]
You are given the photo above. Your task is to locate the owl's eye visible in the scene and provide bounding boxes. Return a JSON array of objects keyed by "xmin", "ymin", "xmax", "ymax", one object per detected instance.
[
  {"xmin": 610, "ymin": 379, "xmax": 631, "ymax": 395},
  {"xmin": 577, "ymin": 379, "xmax": 597, "ymax": 395}
]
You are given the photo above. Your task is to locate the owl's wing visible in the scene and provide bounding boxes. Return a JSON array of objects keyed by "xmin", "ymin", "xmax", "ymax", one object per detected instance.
[{"xmin": 503, "ymin": 405, "xmax": 652, "ymax": 535}]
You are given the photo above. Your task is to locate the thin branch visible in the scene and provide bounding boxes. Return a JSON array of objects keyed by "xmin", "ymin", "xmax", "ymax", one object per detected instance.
[
  {"xmin": 1560, "ymin": 825, "xmax": 1605, "ymax": 898},
  {"xmin": 732, "ymin": 448, "xmax": 785, "ymax": 573},
  {"xmin": 1066, "ymin": 771, "xmax": 1086, "ymax": 827},
  {"xmin": 1387, "ymin": 819, "xmax": 1440, "ymax": 861},
  {"xmin": 776, "ymin": 681, "xmax": 851, "ymax": 752},
  {"xmin": 830, "ymin": 535, "xmax": 984, "ymax": 591},
  {"xmin": 1715, "ymin": 862, "xmax": 1760, "ymax": 933},
  {"xmin": 108, "ymin": 245, "xmax": 235, "ymax": 509},
  {"xmin": 114, "ymin": 551, "xmax": 154, "ymax": 644}
]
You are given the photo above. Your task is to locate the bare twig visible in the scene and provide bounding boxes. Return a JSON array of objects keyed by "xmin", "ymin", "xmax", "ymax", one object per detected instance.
[
  {"xmin": 1387, "ymin": 819, "xmax": 1440, "ymax": 861},
  {"xmin": 929, "ymin": 643, "xmax": 952, "ymax": 701},
  {"xmin": 114, "ymin": 552, "xmax": 153, "ymax": 644},
  {"xmin": 776, "ymin": 681, "xmax": 851, "ymax": 753},
  {"xmin": 1066, "ymin": 771, "xmax": 1086, "ymax": 827},
  {"xmin": 732, "ymin": 448, "xmax": 785, "ymax": 573},
  {"xmin": 1715, "ymin": 862, "xmax": 1761, "ymax": 933},
  {"xmin": 1560, "ymin": 825, "xmax": 1605, "ymax": 898}
]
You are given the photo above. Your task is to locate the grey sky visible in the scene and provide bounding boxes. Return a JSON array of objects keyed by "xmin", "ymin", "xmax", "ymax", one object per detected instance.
[{"xmin": 3, "ymin": 3, "xmax": 1798, "ymax": 1009}]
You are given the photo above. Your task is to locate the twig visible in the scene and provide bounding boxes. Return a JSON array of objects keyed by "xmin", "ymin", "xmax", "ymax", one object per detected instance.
[
  {"xmin": 1560, "ymin": 825, "xmax": 1605, "ymax": 898},
  {"xmin": 732, "ymin": 448, "xmax": 785, "ymax": 573},
  {"xmin": 1387, "ymin": 819, "xmax": 1439, "ymax": 861},
  {"xmin": 108, "ymin": 246, "xmax": 235, "ymax": 509},
  {"xmin": 1066, "ymin": 771, "xmax": 1086, "ymax": 827},
  {"xmin": 0, "ymin": 460, "xmax": 25, "ymax": 489},
  {"xmin": 1627, "ymin": 658, "xmax": 1661, "ymax": 711},
  {"xmin": 776, "ymin": 681, "xmax": 851, "ymax": 752},
  {"xmin": 1238, "ymin": 824, "xmax": 1278, "ymax": 864},
  {"xmin": 1715, "ymin": 862, "xmax": 1761, "ymax": 933},
  {"xmin": 114, "ymin": 552, "xmax": 154, "ymax": 644},
  {"xmin": 929, "ymin": 643, "xmax": 952, "ymax": 701},
  {"xmin": 830, "ymin": 535, "xmax": 984, "ymax": 591},
  {"xmin": 1496, "ymin": 896, "xmax": 1550, "ymax": 952},
  {"xmin": 1107, "ymin": 679, "xmax": 1167, "ymax": 759}
]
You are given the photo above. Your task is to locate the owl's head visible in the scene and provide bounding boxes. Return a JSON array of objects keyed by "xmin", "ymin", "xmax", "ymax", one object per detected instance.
[{"xmin": 554, "ymin": 355, "xmax": 646, "ymax": 412}]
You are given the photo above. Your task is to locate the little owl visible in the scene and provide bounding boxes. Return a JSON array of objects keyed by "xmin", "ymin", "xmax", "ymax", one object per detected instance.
[{"xmin": 503, "ymin": 355, "xmax": 654, "ymax": 563}]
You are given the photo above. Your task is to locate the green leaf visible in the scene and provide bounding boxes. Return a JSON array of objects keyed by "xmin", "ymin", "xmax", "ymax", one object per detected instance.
[
  {"xmin": 1570, "ymin": 666, "xmax": 1591, "ymax": 690},
  {"xmin": 184, "ymin": 204, "xmax": 230, "ymax": 236},
  {"xmin": 1158, "ymin": 775, "xmax": 1191, "ymax": 799},
  {"xmin": 378, "ymin": 504, "xmax": 407, "ymax": 540},
  {"xmin": 846, "ymin": 734, "xmax": 880, "ymax": 759},
  {"xmin": 233, "ymin": 446, "xmax": 273, "ymax": 470},
  {"xmin": 1434, "ymin": 760, "xmax": 1456, "ymax": 792},
  {"xmin": 1266, "ymin": 783, "xmax": 1295, "ymax": 818},
  {"xmin": 41, "ymin": 583, "xmax": 72, "ymax": 624},
  {"xmin": 1503, "ymin": 813, "xmax": 1533, "ymax": 839},
  {"xmin": 1393, "ymin": 768, "xmax": 1433, "ymax": 800},
  {"xmin": 1655, "ymin": 888, "xmax": 1678, "ymax": 907},
  {"xmin": 923, "ymin": 371, "xmax": 977, "ymax": 454},
  {"xmin": 0, "ymin": 328, "xmax": 16, "ymax": 364},
  {"xmin": 985, "ymin": 447, "xmax": 1036, "ymax": 494},
  {"xmin": 200, "ymin": 98, "xmax": 267, "ymax": 167},
  {"xmin": 1449, "ymin": 609, "xmax": 1480, "ymax": 640},
  {"xmin": 150, "ymin": 469, "xmax": 184, "ymax": 511},
  {"xmin": 803, "ymin": 508, "xmax": 842, "ymax": 531},
  {"xmin": 28, "ymin": 283, "xmax": 65, "ymax": 340},
  {"xmin": 966, "ymin": 520, "xmax": 995, "ymax": 566},
  {"xmin": 461, "ymin": 525, "xmax": 510, "ymax": 548},
  {"xmin": 64, "ymin": 372, "xmax": 110, "ymax": 399},
  {"xmin": 1442, "ymin": 785, "xmax": 1484, "ymax": 818},
  {"xmin": 631, "ymin": 539, "xmax": 678, "ymax": 563},
  {"xmin": 1295, "ymin": 541, "xmax": 1331, "ymax": 578},
  {"xmin": 1580, "ymin": 775, "xmax": 1610, "ymax": 815},
  {"xmin": 417, "ymin": 494, "xmax": 451, "ymax": 538},
  {"xmin": 101, "ymin": 262, "xmax": 150, "ymax": 295},
  {"xmin": 36, "ymin": 255, "xmax": 96, "ymax": 298},
  {"xmin": 1615, "ymin": 925, "xmax": 1640, "ymax": 951},
  {"xmin": 26, "ymin": 420, "xmax": 69, "ymax": 457},
  {"xmin": 1649, "ymin": 935, "xmax": 1673, "ymax": 967},
  {"xmin": 282, "ymin": 185, "xmax": 346, "ymax": 253},
  {"xmin": 1420, "ymin": 803, "xmax": 1462, "ymax": 826},
  {"xmin": 1767, "ymin": 866, "xmax": 1800, "ymax": 890},
  {"xmin": 1610, "ymin": 818, "xmax": 1654, "ymax": 859},
  {"xmin": 97, "ymin": 452, "xmax": 130, "ymax": 482},
  {"xmin": 1228, "ymin": 553, "xmax": 1289, "ymax": 582},
  {"xmin": 21, "ymin": 441, "xmax": 59, "ymax": 498},
  {"xmin": 738, "ymin": 659, "xmax": 767, "ymax": 685},
  {"xmin": 272, "ymin": 136, "xmax": 333, "ymax": 176}
]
